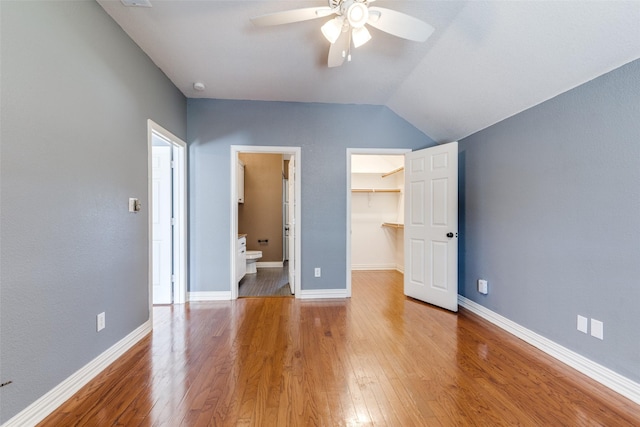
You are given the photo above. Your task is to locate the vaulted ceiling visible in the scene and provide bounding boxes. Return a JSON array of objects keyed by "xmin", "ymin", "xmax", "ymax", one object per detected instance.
[{"xmin": 97, "ymin": 0, "xmax": 640, "ymax": 143}]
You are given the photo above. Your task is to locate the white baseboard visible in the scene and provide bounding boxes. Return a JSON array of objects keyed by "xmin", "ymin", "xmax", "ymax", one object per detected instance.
[
  {"xmin": 297, "ymin": 289, "xmax": 349, "ymax": 299},
  {"xmin": 256, "ymin": 261, "xmax": 283, "ymax": 268},
  {"xmin": 3, "ymin": 320, "xmax": 152, "ymax": 427},
  {"xmin": 458, "ymin": 296, "xmax": 640, "ymax": 405},
  {"xmin": 188, "ymin": 291, "xmax": 232, "ymax": 301},
  {"xmin": 395, "ymin": 264, "xmax": 404, "ymax": 273}
]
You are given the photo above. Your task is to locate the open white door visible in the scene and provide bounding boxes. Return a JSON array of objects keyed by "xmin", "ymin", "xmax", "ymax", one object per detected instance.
[
  {"xmin": 152, "ymin": 145, "xmax": 173, "ymax": 304},
  {"xmin": 288, "ymin": 156, "xmax": 296, "ymax": 294},
  {"xmin": 404, "ymin": 142, "xmax": 458, "ymax": 312}
]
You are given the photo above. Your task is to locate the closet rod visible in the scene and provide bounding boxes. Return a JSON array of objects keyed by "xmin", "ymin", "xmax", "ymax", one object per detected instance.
[
  {"xmin": 381, "ymin": 167, "xmax": 404, "ymax": 178},
  {"xmin": 382, "ymin": 222, "xmax": 404, "ymax": 229}
]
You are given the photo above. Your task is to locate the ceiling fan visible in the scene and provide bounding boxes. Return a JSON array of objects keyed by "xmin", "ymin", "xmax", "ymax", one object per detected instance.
[{"xmin": 251, "ymin": 0, "xmax": 434, "ymax": 68}]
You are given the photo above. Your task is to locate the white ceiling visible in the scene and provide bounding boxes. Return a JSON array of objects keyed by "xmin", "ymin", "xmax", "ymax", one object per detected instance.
[{"xmin": 97, "ymin": 0, "xmax": 640, "ymax": 143}]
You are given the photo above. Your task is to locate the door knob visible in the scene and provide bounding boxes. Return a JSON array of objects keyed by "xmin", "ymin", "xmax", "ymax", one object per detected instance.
[{"xmin": 447, "ymin": 232, "xmax": 454, "ymax": 238}]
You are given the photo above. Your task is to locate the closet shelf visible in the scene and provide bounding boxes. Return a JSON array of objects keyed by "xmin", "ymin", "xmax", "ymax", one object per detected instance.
[
  {"xmin": 381, "ymin": 167, "xmax": 404, "ymax": 178},
  {"xmin": 382, "ymin": 222, "xmax": 404, "ymax": 229},
  {"xmin": 352, "ymin": 188, "xmax": 401, "ymax": 193}
]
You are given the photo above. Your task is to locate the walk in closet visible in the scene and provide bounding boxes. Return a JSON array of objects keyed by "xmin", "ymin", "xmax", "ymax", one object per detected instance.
[{"xmin": 350, "ymin": 154, "xmax": 405, "ymax": 272}]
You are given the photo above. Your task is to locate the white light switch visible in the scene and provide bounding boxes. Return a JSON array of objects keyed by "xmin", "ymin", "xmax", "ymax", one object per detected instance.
[{"xmin": 129, "ymin": 198, "xmax": 141, "ymax": 213}]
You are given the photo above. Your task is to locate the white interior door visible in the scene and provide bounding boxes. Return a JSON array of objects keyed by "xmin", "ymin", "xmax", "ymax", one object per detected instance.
[
  {"xmin": 288, "ymin": 156, "xmax": 296, "ymax": 294},
  {"xmin": 404, "ymin": 142, "xmax": 458, "ymax": 312},
  {"xmin": 152, "ymin": 145, "xmax": 173, "ymax": 304},
  {"xmin": 283, "ymin": 178, "xmax": 289, "ymax": 261}
]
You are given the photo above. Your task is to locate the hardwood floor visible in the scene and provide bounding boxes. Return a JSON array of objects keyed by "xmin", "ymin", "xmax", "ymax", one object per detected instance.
[
  {"xmin": 39, "ymin": 271, "xmax": 639, "ymax": 426},
  {"xmin": 238, "ymin": 264, "xmax": 292, "ymax": 297}
]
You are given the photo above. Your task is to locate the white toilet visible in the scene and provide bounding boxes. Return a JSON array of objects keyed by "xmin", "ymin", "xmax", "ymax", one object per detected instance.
[{"xmin": 245, "ymin": 250, "xmax": 262, "ymax": 274}]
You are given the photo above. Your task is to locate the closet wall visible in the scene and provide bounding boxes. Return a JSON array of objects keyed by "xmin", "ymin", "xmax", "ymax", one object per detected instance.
[{"xmin": 351, "ymin": 155, "xmax": 405, "ymax": 271}]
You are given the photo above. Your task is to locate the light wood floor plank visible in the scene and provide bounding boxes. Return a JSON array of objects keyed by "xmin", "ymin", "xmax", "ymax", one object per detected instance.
[{"xmin": 38, "ymin": 270, "xmax": 640, "ymax": 426}]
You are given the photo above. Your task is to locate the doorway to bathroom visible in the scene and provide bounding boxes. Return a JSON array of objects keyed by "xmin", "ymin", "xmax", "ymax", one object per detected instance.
[
  {"xmin": 230, "ymin": 146, "xmax": 301, "ymax": 299},
  {"xmin": 148, "ymin": 120, "xmax": 187, "ymax": 307}
]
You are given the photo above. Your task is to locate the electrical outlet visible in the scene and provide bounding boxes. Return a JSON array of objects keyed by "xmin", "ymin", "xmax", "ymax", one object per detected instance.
[
  {"xmin": 97, "ymin": 312, "xmax": 106, "ymax": 332},
  {"xmin": 314, "ymin": 268, "xmax": 321, "ymax": 278},
  {"xmin": 577, "ymin": 315, "xmax": 588, "ymax": 334},
  {"xmin": 478, "ymin": 279, "xmax": 488, "ymax": 295},
  {"xmin": 591, "ymin": 319, "xmax": 604, "ymax": 340}
]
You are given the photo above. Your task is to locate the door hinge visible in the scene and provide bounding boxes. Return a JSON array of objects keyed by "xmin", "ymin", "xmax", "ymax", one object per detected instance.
[
  {"xmin": 171, "ymin": 160, "xmax": 176, "ymax": 169},
  {"xmin": 171, "ymin": 275, "xmax": 176, "ymax": 283},
  {"xmin": 171, "ymin": 217, "xmax": 176, "ymax": 226}
]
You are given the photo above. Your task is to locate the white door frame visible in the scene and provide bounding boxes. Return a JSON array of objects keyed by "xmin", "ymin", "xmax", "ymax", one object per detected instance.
[
  {"xmin": 230, "ymin": 145, "xmax": 302, "ymax": 299},
  {"xmin": 346, "ymin": 148, "xmax": 411, "ymax": 297},
  {"xmin": 147, "ymin": 120, "xmax": 188, "ymax": 313}
]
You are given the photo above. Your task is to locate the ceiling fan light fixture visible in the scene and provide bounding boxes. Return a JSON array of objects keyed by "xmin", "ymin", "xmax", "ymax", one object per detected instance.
[
  {"xmin": 347, "ymin": 2, "xmax": 369, "ymax": 28},
  {"xmin": 352, "ymin": 26, "xmax": 371, "ymax": 48},
  {"xmin": 251, "ymin": 1, "xmax": 435, "ymax": 68},
  {"xmin": 321, "ymin": 17, "xmax": 343, "ymax": 44}
]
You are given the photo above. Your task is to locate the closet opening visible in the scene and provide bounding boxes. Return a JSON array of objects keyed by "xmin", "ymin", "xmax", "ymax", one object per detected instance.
[{"xmin": 346, "ymin": 148, "xmax": 410, "ymax": 296}]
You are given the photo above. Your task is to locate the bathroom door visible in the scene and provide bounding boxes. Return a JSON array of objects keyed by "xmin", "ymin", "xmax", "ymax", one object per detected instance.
[
  {"xmin": 288, "ymin": 156, "xmax": 296, "ymax": 294},
  {"xmin": 404, "ymin": 142, "xmax": 458, "ymax": 312}
]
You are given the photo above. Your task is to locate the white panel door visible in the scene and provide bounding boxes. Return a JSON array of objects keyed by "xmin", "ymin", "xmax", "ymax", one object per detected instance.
[
  {"xmin": 404, "ymin": 142, "xmax": 458, "ymax": 312},
  {"xmin": 152, "ymin": 145, "xmax": 173, "ymax": 304},
  {"xmin": 288, "ymin": 156, "xmax": 296, "ymax": 294}
]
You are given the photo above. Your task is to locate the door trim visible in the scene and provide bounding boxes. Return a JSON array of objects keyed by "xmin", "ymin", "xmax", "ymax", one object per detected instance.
[
  {"xmin": 147, "ymin": 120, "xmax": 188, "ymax": 312},
  {"xmin": 230, "ymin": 145, "xmax": 302, "ymax": 299},
  {"xmin": 346, "ymin": 148, "xmax": 411, "ymax": 297}
]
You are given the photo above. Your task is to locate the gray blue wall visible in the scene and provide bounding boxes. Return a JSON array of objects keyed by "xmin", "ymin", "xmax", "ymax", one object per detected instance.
[
  {"xmin": 2, "ymin": 0, "xmax": 636, "ymax": 421},
  {"xmin": 0, "ymin": 1, "xmax": 186, "ymax": 422},
  {"xmin": 187, "ymin": 100, "xmax": 436, "ymax": 292},
  {"xmin": 458, "ymin": 59, "xmax": 640, "ymax": 382}
]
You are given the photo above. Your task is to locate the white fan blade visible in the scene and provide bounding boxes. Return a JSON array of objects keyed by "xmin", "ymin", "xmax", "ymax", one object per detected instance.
[
  {"xmin": 251, "ymin": 7, "xmax": 333, "ymax": 26},
  {"xmin": 367, "ymin": 7, "xmax": 434, "ymax": 42},
  {"xmin": 328, "ymin": 30, "xmax": 350, "ymax": 68}
]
